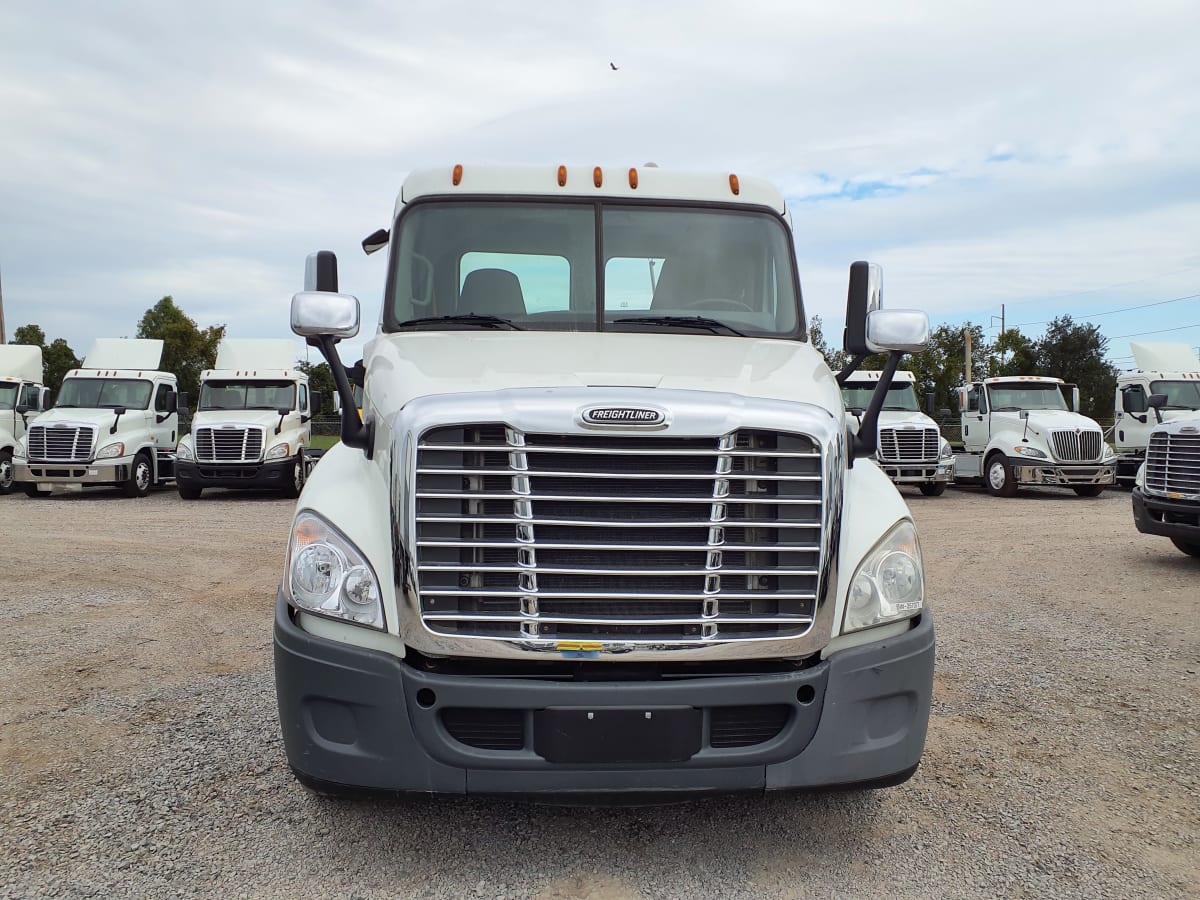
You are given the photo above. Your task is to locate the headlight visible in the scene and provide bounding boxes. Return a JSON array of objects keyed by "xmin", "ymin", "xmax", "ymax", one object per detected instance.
[
  {"xmin": 1101, "ymin": 444, "xmax": 1116, "ymax": 461},
  {"xmin": 285, "ymin": 511, "xmax": 384, "ymax": 629},
  {"xmin": 1012, "ymin": 445, "xmax": 1046, "ymax": 459},
  {"xmin": 938, "ymin": 439, "xmax": 953, "ymax": 460},
  {"xmin": 96, "ymin": 442, "xmax": 125, "ymax": 459},
  {"xmin": 176, "ymin": 441, "xmax": 194, "ymax": 461},
  {"xmin": 1135, "ymin": 462, "xmax": 1146, "ymax": 490},
  {"xmin": 266, "ymin": 443, "xmax": 290, "ymax": 460},
  {"xmin": 843, "ymin": 520, "xmax": 924, "ymax": 633}
]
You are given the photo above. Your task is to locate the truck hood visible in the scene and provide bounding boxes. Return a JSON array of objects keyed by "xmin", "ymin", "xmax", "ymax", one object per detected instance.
[
  {"xmin": 363, "ymin": 331, "xmax": 841, "ymax": 418},
  {"xmin": 190, "ymin": 409, "xmax": 299, "ymax": 432},
  {"xmin": 876, "ymin": 410, "xmax": 938, "ymax": 429},
  {"xmin": 992, "ymin": 409, "xmax": 1102, "ymax": 437},
  {"xmin": 35, "ymin": 407, "xmax": 151, "ymax": 431}
]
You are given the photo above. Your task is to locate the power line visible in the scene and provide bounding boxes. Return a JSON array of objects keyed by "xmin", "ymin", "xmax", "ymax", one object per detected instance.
[
  {"xmin": 998, "ymin": 264, "xmax": 1200, "ymax": 309},
  {"xmin": 1012, "ymin": 292, "xmax": 1200, "ymax": 329},
  {"xmin": 1110, "ymin": 322, "xmax": 1200, "ymax": 339}
]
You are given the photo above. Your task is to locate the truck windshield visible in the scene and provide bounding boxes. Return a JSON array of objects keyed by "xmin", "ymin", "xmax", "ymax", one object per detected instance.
[
  {"xmin": 386, "ymin": 201, "xmax": 801, "ymax": 338},
  {"xmin": 0, "ymin": 383, "xmax": 16, "ymax": 410},
  {"xmin": 56, "ymin": 378, "xmax": 152, "ymax": 410},
  {"xmin": 1149, "ymin": 380, "xmax": 1200, "ymax": 409},
  {"xmin": 200, "ymin": 380, "xmax": 296, "ymax": 411},
  {"xmin": 987, "ymin": 382, "xmax": 1068, "ymax": 411},
  {"xmin": 841, "ymin": 382, "xmax": 920, "ymax": 411}
]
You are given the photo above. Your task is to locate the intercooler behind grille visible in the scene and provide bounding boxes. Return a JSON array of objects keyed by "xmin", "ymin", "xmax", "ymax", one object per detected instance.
[
  {"xmin": 194, "ymin": 426, "xmax": 265, "ymax": 463},
  {"xmin": 414, "ymin": 426, "xmax": 824, "ymax": 644},
  {"xmin": 1051, "ymin": 430, "xmax": 1103, "ymax": 462},
  {"xmin": 27, "ymin": 425, "xmax": 96, "ymax": 462},
  {"xmin": 878, "ymin": 427, "xmax": 939, "ymax": 462},
  {"xmin": 1146, "ymin": 431, "xmax": 1200, "ymax": 496}
]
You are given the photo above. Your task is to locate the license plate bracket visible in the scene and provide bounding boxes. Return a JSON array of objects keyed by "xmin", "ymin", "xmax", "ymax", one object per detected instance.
[{"xmin": 533, "ymin": 706, "xmax": 701, "ymax": 764}]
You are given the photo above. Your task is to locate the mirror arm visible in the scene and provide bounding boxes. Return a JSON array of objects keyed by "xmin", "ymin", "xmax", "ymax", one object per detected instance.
[
  {"xmin": 314, "ymin": 334, "xmax": 373, "ymax": 457},
  {"xmin": 835, "ymin": 354, "xmax": 869, "ymax": 387},
  {"xmin": 851, "ymin": 350, "xmax": 903, "ymax": 459}
]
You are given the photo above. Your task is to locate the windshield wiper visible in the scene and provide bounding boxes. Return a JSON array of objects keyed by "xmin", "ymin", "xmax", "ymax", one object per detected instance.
[
  {"xmin": 609, "ymin": 315, "xmax": 745, "ymax": 337},
  {"xmin": 397, "ymin": 314, "xmax": 524, "ymax": 331}
]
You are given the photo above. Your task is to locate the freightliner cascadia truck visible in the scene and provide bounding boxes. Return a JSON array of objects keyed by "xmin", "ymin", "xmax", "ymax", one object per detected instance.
[{"xmin": 273, "ymin": 164, "xmax": 936, "ymax": 799}]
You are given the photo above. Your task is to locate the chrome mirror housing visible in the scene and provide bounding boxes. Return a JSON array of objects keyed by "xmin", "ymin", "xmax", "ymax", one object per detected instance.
[
  {"xmin": 290, "ymin": 291, "xmax": 361, "ymax": 340},
  {"xmin": 865, "ymin": 309, "xmax": 930, "ymax": 354}
]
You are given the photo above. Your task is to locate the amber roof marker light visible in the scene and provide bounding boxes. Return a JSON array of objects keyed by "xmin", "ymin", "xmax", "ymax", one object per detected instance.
[
  {"xmin": 593, "ymin": 166, "xmax": 603, "ymax": 188},
  {"xmin": 628, "ymin": 168, "xmax": 638, "ymax": 189},
  {"xmin": 729, "ymin": 173, "xmax": 740, "ymax": 196},
  {"xmin": 452, "ymin": 164, "xmax": 463, "ymax": 186},
  {"xmin": 557, "ymin": 165, "xmax": 568, "ymax": 187}
]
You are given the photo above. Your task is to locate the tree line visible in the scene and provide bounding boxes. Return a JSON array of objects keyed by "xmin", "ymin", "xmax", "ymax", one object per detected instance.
[
  {"xmin": 810, "ymin": 314, "xmax": 1119, "ymax": 420},
  {"xmin": 11, "ymin": 298, "xmax": 1120, "ymax": 422}
]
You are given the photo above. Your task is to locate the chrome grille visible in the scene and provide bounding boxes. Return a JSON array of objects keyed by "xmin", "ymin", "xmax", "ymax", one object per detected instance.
[
  {"xmin": 1051, "ymin": 430, "xmax": 1103, "ymax": 462},
  {"xmin": 414, "ymin": 426, "xmax": 824, "ymax": 644},
  {"xmin": 27, "ymin": 424, "xmax": 96, "ymax": 462},
  {"xmin": 194, "ymin": 426, "xmax": 265, "ymax": 463},
  {"xmin": 1145, "ymin": 431, "xmax": 1200, "ymax": 497},
  {"xmin": 878, "ymin": 426, "xmax": 939, "ymax": 462}
]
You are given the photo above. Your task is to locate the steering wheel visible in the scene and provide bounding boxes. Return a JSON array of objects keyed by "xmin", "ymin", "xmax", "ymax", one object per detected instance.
[{"xmin": 689, "ymin": 297, "xmax": 755, "ymax": 312}]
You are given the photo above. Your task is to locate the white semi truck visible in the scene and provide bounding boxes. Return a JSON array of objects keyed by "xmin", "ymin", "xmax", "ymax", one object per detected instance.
[
  {"xmin": 840, "ymin": 369, "xmax": 954, "ymax": 495},
  {"xmin": 952, "ymin": 375, "xmax": 1116, "ymax": 497},
  {"xmin": 12, "ymin": 339, "xmax": 182, "ymax": 498},
  {"xmin": 0, "ymin": 344, "xmax": 50, "ymax": 494},
  {"xmin": 1133, "ymin": 409, "xmax": 1200, "ymax": 558},
  {"xmin": 1113, "ymin": 343, "xmax": 1200, "ymax": 486},
  {"xmin": 175, "ymin": 339, "xmax": 317, "ymax": 499},
  {"xmin": 271, "ymin": 164, "xmax": 936, "ymax": 800}
]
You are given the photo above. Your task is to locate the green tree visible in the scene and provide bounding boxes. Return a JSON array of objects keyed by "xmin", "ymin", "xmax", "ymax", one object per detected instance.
[
  {"xmin": 903, "ymin": 322, "xmax": 992, "ymax": 414},
  {"xmin": 296, "ymin": 360, "xmax": 337, "ymax": 416},
  {"xmin": 11, "ymin": 324, "xmax": 81, "ymax": 393},
  {"xmin": 993, "ymin": 329, "xmax": 1038, "ymax": 377},
  {"xmin": 1033, "ymin": 315, "xmax": 1117, "ymax": 419},
  {"xmin": 12, "ymin": 324, "xmax": 46, "ymax": 348},
  {"xmin": 135, "ymin": 297, "xmax": 225, "ymax": 400},
  {"xmin": 43, "ymin": 338, "xmax": 82, "ymax": 395}
]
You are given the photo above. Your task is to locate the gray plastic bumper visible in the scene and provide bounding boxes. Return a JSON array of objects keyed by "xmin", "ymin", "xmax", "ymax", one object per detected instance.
[
  {"xmin": 274, "ymin": 593, "xmax": 935, "ymax": 797},
  {"xmin": 1133, "ymin": 487, "xmax": 1200, "ymax": 542}
]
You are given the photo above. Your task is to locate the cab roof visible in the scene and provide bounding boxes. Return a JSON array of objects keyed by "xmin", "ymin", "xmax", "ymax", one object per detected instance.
[
  {"xmin": 841, "ymin": 370, "xmax": 916, "ymax": 383},
  {"xmin": 983, "ymin": 375, "xmax": 1064, "ymax": 384},
  {"xmin": 397, "ymin": 164, "xmax": 789, "ymax": 219}
]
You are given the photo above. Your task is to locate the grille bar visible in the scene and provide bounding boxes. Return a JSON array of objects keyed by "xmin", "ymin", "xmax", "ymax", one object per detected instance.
[
  {"xmin": 1050, "ymin": 429, "xmax": 1103, "ymax": 462},
  {"xmin": 194, "ymin": 426, "xmax": 265, "ymax": 464},
  {"xmin": 27, "ymin": 425, "xmax": 97, "ymax": 462},
  {"xmin": 423, "ymin": 614, "xmax": 815, "ymax": 626},
  {"xmin": 417, "ymin": 467, "xmax": 821, "ymax": 482},
  {"xmin": 418, "ymin": 540, "xmax": 822, "ymax": 552},
  {"xmin": 421, "ymin": 589, "xmax": 818, "ymax": 600},
  {"xmin": 877, "ymin": 427, "xmax": 940, "ymax": 463},
  {"xmin": 415, "ymin": 491, "xmax": 821, "ymax": 505},
  {"xmin": 417, "ymin": 515, "xmax": 821, "ymax": 530},
  {"xmin": 418, "ymin": 564, "xmax": 820, "ymax": 576},
  {"xmin": 418, "ymin": 442, "xmax": 819, "ymax": 459},
  {"xmin": 1146, "ymin": 431, "xmax": 1200, "ymax": 496}
]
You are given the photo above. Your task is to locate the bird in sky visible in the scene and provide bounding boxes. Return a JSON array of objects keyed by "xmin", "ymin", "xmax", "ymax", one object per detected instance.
[{"xmin": 610, "ymin": 62, "xmax": 619, "ymax": 71}]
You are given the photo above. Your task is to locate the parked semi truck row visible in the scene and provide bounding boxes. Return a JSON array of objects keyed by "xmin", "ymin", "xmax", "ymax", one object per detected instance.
[{"xmin": 274, "ymin": 163, "xmax": 936, "ymax": 799}]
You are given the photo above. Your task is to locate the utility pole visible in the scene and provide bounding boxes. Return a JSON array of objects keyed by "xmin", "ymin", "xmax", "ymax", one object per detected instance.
[
  {"xmin": 964, "ymin": 327, "xmax": 972, "ymax": 383},
  {"xmin": 0, "ymin": 264, "xmax": 6, "ymax": 344}
]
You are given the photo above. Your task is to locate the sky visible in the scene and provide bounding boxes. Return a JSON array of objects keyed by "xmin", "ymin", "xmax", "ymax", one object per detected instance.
[{"xmin": 2, "ymin": 0, "xmax": 1199, "ymax": 373}]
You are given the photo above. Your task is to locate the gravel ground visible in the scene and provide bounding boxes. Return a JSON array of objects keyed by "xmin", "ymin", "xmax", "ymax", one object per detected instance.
[{"xmin": 0, "ymin": 483, "xmax": 1196, "ymax": 899}]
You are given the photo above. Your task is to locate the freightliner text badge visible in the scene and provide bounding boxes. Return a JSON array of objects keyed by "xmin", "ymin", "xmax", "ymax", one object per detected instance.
[{"xmin": 582, "ymin": 406, "xmax": 666, "ymax": 426}]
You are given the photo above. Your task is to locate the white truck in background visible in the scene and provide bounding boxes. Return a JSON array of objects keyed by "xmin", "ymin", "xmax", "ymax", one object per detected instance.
[
  {"xmin": 1133, "ymin": 412, "xmax": 1200, "ymax": 558},
  {"xmin": 0, "ymin": 345, "xmax": 51, "ymax": 494},
  {"xmin": 953, "ymin": 375, "xmax": 1115, "ymax": 497},
  {"xmin": 839, "ymin": 369, "xmax": 954, "ymax": 496},
  {"xmin": 175, "ymin": 339, "xmax": 318, "ymax": 500},
  {"xmin": 1113, "ymin": 343, "xmax": 1200, "ymax": 486},
  {"xmin": 13, "ymin": 339, "xmax": 182, "ymax": 498},
  {"xmin": 272, "ymin": 163, "xmax": 937, "ymax": 800}
]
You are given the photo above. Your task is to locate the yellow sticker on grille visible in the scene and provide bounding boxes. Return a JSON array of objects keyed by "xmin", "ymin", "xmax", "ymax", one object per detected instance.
[{"xmin": 556, "ymin": 641, "xmax": 603, "ymax": 652}]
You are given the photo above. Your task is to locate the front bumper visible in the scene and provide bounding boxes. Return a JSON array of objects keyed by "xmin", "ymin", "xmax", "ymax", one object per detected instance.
[
  {"xmin": 1133, "ymin": 487, "xmax": 1200, "ymax": 542},
  {"xmin": 273, "ymin": 593, "xmax": 935, "ymax": 797},
  {"xmin": 878, "ymin": 460, "xmax": 954, "ymax": 484},
  {"xmin": 1011, "ymin": 459, "xmax": 1115, "ymax": 486},
  {"xmin": 14, "ymin": 459, "xmax": 128, "ymax": 486},
  {"xmin": 176, "ymin": 457, "xmax": 293, "ymax": 489}
]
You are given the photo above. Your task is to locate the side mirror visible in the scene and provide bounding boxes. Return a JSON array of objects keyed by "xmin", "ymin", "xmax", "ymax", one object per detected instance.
[
  {"xmin": 865, "ymin": 309, "xmax": 930, "ymax": 353},
  {"xmin": 166, "ymin": 393, "xmax": 178, "ymax": 414},
  {"xmin": 1147, "ymin": 393, "xmax": 1167, "ymax": 410},
  {"xmin": 304, "ymin": 250, "xmax": 339, "ymax": 292},
  {"xmin": 362, "ymin": 229, "xmax": 390, "ymax": 256},
  {"xmin": 1071, "ymin": 386, "xmax": 1081, "ymax": 413},
  {"xmin": 291, "ymin": 291, "xmax": 361, "ymax": 341},
  {"xmin": 938, "ymin": 408, "xmax": 952, "ymax": 420},
  {"xmin": 15, "ymin": 403, "xmax": 30, "ymax": 415},
  {"xmin": 310, "ymin": 392, "xmax": 322, "ymax": 415},
  {"xmin": 177, "ymin": 392, "xmax": 190, "ymax": 417},
  {"xmin": 842, "ymin": 261, "xmax": 883, "ymax": 355},
  {"xmin": 924, "ymin": 392, "xmax": 936, "ymax": 416},
  {"xmin": 1121, "ymin": 390, "xmax": 1147, "ymax": 414}
]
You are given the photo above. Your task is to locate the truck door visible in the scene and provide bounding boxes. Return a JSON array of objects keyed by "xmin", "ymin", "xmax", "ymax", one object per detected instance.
[
  {"xmin": 151, "ymin": 381, "xmax": 177, "ymax": 456},
  {"xmin": 962, "ymin": 383, "xmax": 988, "ymax": 452},
  {"xmin": 1116, "ymin": 383, "xmax": 1151, "ymax": 451}
]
